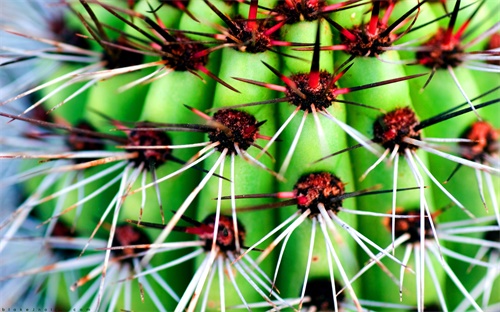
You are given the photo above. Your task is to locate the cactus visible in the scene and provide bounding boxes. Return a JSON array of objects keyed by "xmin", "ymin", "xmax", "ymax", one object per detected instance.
[{"xmin": 0, "ymin": 0, "xmax": 499, "ymax": 311}]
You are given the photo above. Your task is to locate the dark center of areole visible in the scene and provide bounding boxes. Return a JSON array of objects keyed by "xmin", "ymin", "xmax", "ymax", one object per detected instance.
[
  {"xmin": 67, "ymin": 121, "xmax": 106, "ymax": 153},
  {"xmin": 416, "ymin": 28, "xmax": 464, "ymax": 69},
  {"xmin": 459, "ymin": 121, "xmax": 498, "ymax": 163},
  {"xmin": 228, "ymin": 17, "xmax": 273, "ymax": 53},
  {"xmin": 376, "ymin": 0, "xmax": 399, "ymax": 9},
  {"xmin": 112, "ymin": 224, "xmax": 151, "ymax": 262},
  {"xmin": 411, "ymin": 304, "xmax": 443, "ymax": 312},
  {"xmin": 49, "ymin": 221, "xmax": 80, "ymax": 259},
  {"xmin": 274, "ymin": 0, "xmax": 326, "ymax": 24},
  {"xmin": 303, "ymin": 279, "xmax": 345, "ymax": 311},
  {"xmin": 160, "ymin": 32, "xmax": 208, "ymax": 71},
  {"xmin": 208, "ymin": 109, "xmax": 260, "ymax": 154},
  {"xmin": 294, "ymin": 172, "xmax": 345, "ymax": 216},
  {"xmin": 343, "ymin": 25, "xmax": 395, "ymax": 57},
  {"xmin": 487, "ymin": 33, "xmax": 500, "ymax": 66},
  {"xmin": 64, "ymin": 121, "xmax": 106, "ymax": 164},
  {"xmin": 386, "ymin": 209, "xmax": 434, "ymax": 243},
  {"xmin": 198, "ymin": 214, "xmax": 245, "ymax": 253},
  {"xmin": 159, "ymin": 0, "xmax": 189, "ymax": 6},
  {"xmin": 49, "ymin": 17, "xmax": 91, "ymax": 52},
  {"xmin": 126, "ymin": 123, "xmax": 173, "ymax": 168},
  {"xmin": 286, "ymin": 71, "xmax": 336, "ymax": 112},
  {"xmin": 101, "ymin": 37, "xmax": 145, "ymax": 70},
  {"xmin": 484, "ymin": 227, "xmax": 500, "ymax": 246},
  {"xmin": 372, "ymin": 107, "xmax": 421, "ymax": 153}
]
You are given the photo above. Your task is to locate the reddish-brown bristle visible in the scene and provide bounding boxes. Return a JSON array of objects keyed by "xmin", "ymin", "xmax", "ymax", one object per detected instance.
[
  {"xmin": 67, "ymin": 121, "xmax": 105, "ymax": 153},
  {"xmin": 273, "ymin": 0, "xmax": 326, "ymax": 24},
  {"xmin": 373, "ymin": 107, "xmax": 421, "ymax": 153},
  {"xmin": 208, "ymin": 109, "xmax": 261, "ymax": 153},
  {"xmin": 443, "ymin": 0, "xmax": 462, "ymax": 46},
  {"xmin": 197, "ymin": 214, "xmax": 246, "ymax": 252},
  {"xmin": 293, "ymin": 172, "xmax": 345, "ymax": 216},
  {"xmin": 384, "ymin": 208, "xmax": 434, "ymax": 243},
  {"xmin": 113, "ymin": 224, "xmax": 150, "ymax": 258},
  {"xmin": 161, "ymin": 32, "xmax": 208, "ymax": 71},
  {"xmin": 459, "ymin": 121, "xmax": 498, "ymax": 162},
  {"xmin": 341, "ymin": 24, "xmax": 395, "ymax": 57},
  {"xmin": 368, "ymin": 1, "xmax": 381, "ymax": 36},
  {"xmin": 487, "ymin": 33, "xmax": 500, "ymax": 66},
  {"xmin": 126, "ymin": 122, "xmax": 173, "ymax": 168},
  {"xmin": 416, "ymin": 28, "xmax": 464, "ymax": 69},
  {"xmin": 102, "ymin": 36, "xmax": 144, "ymax": 70},
  {"xmin": 286, "ymin": 71, "xmax": 337, "ymax": 112}
]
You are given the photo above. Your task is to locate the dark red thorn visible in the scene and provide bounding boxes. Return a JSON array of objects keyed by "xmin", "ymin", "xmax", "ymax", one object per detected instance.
[
  {"xmin": 381, "ymin": 1, "xmax": 396, "ymax": 27},
  {"xmin": 328, "ymin": 17, "xmax": 357, "ymax": 42},
  {"xmin": 172, "ymin": 1, "xmax": 200, "ymax": 23},
  {"xmin": 127, "ymin": 219, "xmax": 165, "ymax": 229},
  {"xmin": 260, "ymin": 61, "xmax": 306, "ymax": 98},
  {"xmin": 237, "ymin": 199, "xmax": 298, "ymax": 212},
  {"xmin": 380, "ymin": 0, "xmax": 428, "ymax": 39},
  {"xmin": 232, "ymin": 77, "xmax": 288, "ymax": 93},
  {"xmin": 183, "ymin": 104, "xmax": 212, "ymax": 121},
  {"xmin": 196, "ymin": 65, "xmax": 240, "ymax": 93},
  {"xmin": 322, "ymin": 0, "xmax": 364, "ymax": 14},
  {"xmin": 247, "ymin": 0, "xmax": 259, "ymax": 31},
  {"xmin": 309, "ymin": 21, "xmax": 322, "ymax": 89},
  {"xmin": 256, "ymin": 134, "xmax": 273, "ymax": 140},
  {"xmin": 203, "ymin": 0, "xmax": 238, "ymax": 33},
  {"xmin": 444, "ymin": 0, "xmax": 461, "ymax": 46},
  {"xmin": 0, "ymin": 112, "xmax": 127, "ymax": 144},
  {"xmin": 218, "ymin": 191, "xmax": 294, "ymax": 201},
  {"xmin": 454, "ymin": 0, "xmax": 485, "ymax": 40},
  {"xmin": 264, "ymin": 19, "xmax": 287, "ymax": 36},
  {"xmin": 312, "ymin": 143, "xmax": 364, "ymax": 165},
  {"xmin": 334, "ymin": 73, "xmax": 428, "ymax": 96},
  {"xmin": 329, "ymin": 63, "xmax": 353, "ymax": 89},
  {"xmin": 368, "ymin": 1, "xmax": 381, "ymax": 36}
]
